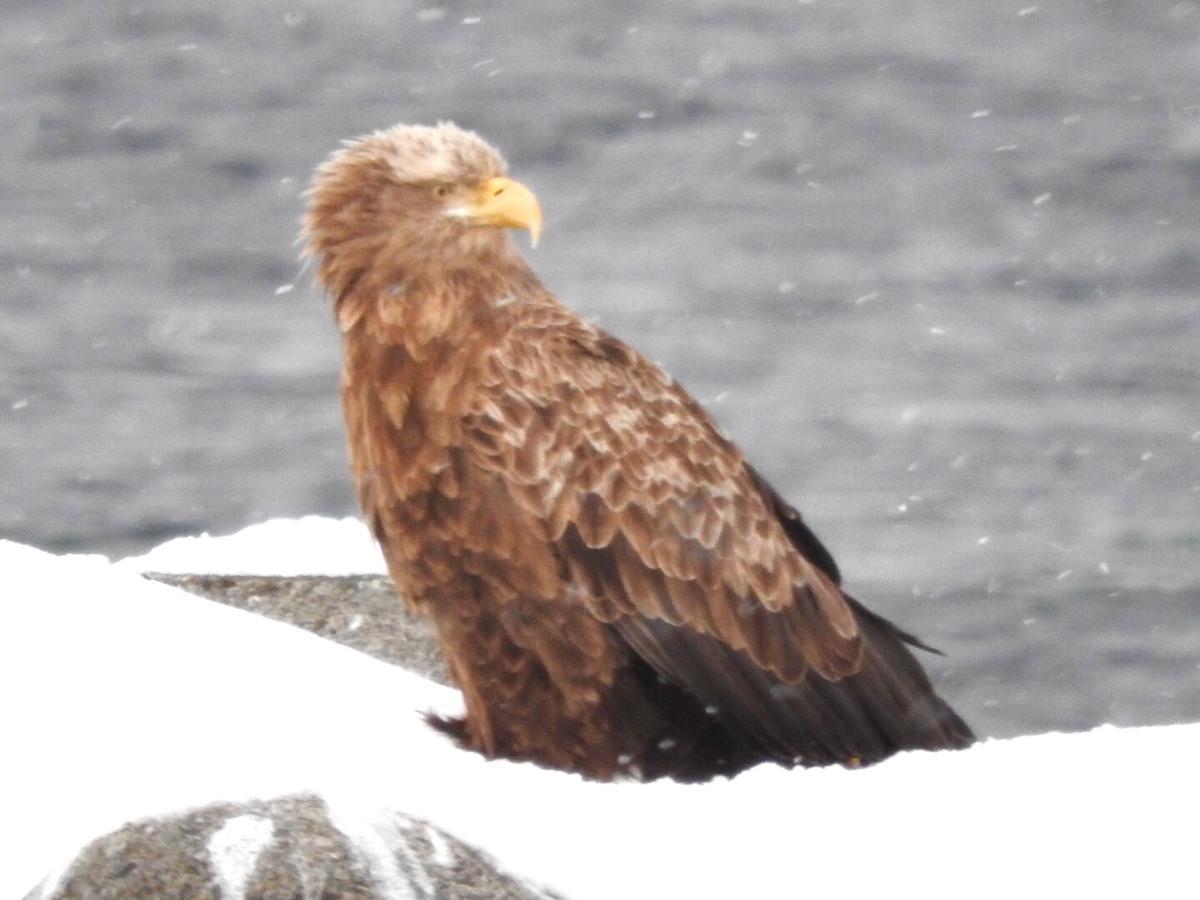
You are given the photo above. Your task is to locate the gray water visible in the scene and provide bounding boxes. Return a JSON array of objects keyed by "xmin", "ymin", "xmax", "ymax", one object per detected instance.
[{"xmin": 2, "ymin": 0, "xmax": 1197, "ymax": 742}]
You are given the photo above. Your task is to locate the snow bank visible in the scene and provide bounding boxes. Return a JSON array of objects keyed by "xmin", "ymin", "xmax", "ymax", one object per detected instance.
[
  {"xmin": 116, "ymin": 516, "xmax": 387, "ymax": 575},
  {"xmin": 3, "ymin": 522, "xmax": 1196, "ymax": 899}
]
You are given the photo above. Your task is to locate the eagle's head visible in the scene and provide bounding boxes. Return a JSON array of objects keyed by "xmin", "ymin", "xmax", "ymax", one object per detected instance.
[{"xmin": 304, "ymin": 121, "xmax": 541, "ymax": 294}]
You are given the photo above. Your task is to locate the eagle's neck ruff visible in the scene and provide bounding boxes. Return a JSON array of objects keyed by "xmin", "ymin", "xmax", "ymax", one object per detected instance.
[
  {"xmin": 329, "ymin": 233, "xmax": 534, "ymax": 335},
  {"xmin": 338, "ymin": 261, "xmax": 539, "ymax": 505}
]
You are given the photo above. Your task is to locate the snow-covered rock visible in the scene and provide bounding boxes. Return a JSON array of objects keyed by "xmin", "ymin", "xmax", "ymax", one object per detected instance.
[{"xmin": 27, "ymin": 793, "xmax": 557, "ymax": 900}]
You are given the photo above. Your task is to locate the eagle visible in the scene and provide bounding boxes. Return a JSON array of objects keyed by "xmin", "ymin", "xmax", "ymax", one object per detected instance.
[{"xmin": 304, "ymin": 122, "xmax": 974, "ymax": 781}]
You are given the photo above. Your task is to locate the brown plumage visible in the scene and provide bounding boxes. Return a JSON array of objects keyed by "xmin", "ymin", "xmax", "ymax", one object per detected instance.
[{"xmin": 304, "ymin": 121, "xmax": 974, "ymax": 781}]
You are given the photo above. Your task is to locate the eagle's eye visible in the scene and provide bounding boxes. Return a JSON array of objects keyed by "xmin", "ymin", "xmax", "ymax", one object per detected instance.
[{"xmin": 432, "ymin": 184, "xmax": 451, "ymax": 198}]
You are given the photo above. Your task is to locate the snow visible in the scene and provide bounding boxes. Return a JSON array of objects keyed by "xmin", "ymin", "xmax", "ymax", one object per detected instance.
[
  {"xmin": 116, "ymin": 515, "xmax": 387, "ymax": 575},
  {"xmin": 207, "ymin": 815, "xmax": 275, "ymax": 900},
  {"xmin": 3, "ymin": 519, "xmax": 1197, "ymax": 899},
  {"xmin": 325, "ymin": 799, "xmax": 432, "ymax": 900}
]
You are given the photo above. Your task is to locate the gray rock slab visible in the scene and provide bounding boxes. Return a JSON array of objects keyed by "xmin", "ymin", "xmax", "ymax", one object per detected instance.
[{"xmin": 148, "ymin": 573, "xmax": 450, "ymax": 685}]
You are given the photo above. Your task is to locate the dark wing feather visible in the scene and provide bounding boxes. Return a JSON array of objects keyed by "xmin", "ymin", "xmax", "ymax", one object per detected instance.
[
  {"xmin": 466, "ymin": 304, "xmax": 972, "ymax": 764},
  {"xmin": 746, "ymin": 462, "xmax": 948, "ymax": 657},
  {"xmin": 744, "ymin": 461, "xmax": 841, "ymax": 585}
]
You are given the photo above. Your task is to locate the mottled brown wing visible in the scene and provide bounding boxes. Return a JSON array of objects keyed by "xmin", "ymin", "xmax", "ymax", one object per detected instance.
[{"xmin": 462, "ymin": 305, "xmax": 864, "ymax": 685}]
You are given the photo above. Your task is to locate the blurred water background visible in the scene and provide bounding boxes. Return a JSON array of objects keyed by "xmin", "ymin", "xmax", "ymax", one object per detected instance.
[{"xmin": 2, "ymin": 0, "xmax": 1198, "ymax": 742}]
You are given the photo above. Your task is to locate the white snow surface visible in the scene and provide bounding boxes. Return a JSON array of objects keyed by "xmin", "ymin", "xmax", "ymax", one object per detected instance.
[
  {"xmin": 3, "ymin": 519, "xmax": 1197, "ymax": 899},
  {"xmin": 116, "ymin": 515, "xmax": 387, "ymax": 575},
  {"xmin": 207, "ymin": 814, "xmax": 276, "ymax": 900}
]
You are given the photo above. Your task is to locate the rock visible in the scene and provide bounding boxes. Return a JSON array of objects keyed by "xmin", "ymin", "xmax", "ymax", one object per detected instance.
[
  {"xmin": 28, "ymin": 792, "xmax": 559, "ymax": 900},
  {"xmin": 148, "ymin": 573, "xmax": 450, "ymax": 684}
]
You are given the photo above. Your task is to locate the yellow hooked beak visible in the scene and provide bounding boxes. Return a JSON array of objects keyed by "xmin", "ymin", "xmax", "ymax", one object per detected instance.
[{"xmin": 465, "ymin": 176, "xmax": 543, "ymax": 248}]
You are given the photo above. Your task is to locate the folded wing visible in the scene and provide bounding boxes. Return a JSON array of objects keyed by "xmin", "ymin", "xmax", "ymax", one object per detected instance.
[{"xmin": 465, "ymin": 307, "xmax": 973, "ymax": 765}]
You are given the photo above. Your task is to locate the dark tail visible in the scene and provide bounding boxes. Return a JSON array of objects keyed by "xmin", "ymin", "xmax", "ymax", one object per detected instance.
[
  {"xmin": 616, "ymin": 596, "xmax": 974, "ymax": 775},
  {"xmin": 814, "ymin": 595, "xmax": 976, "ymax": 759}
]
